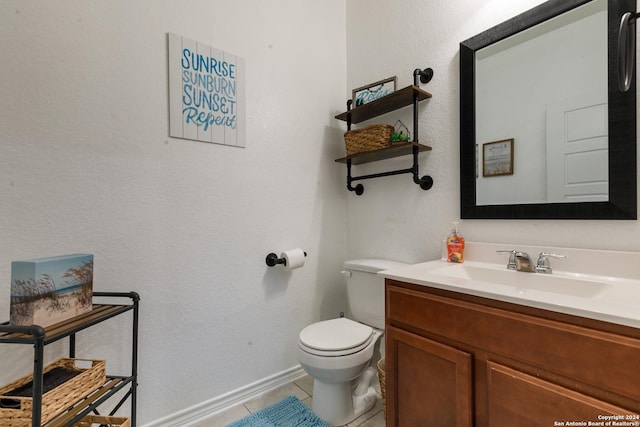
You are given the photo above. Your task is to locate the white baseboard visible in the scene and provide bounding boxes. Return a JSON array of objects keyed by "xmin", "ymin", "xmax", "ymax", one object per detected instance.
[{"xmin": 142, "ymin": 365, "xmax": 307, "ymax": 427}]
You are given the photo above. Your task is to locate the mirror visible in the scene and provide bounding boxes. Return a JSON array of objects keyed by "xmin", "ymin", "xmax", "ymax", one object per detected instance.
[{"xmin": 460, "ymin": 0, "xmax": 637, "ymax": 219}]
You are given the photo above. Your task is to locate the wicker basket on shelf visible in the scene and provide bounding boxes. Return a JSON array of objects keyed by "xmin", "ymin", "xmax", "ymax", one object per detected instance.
[
  {"xmin": 344, "ymin": 124, "xmax": 393, "ymax": 156},
  {"xmin": 0, "ymin": 358, "xmax": 105, "ymax": 427},
  {"xmin": 377, "ymin": 358, "xmax": 387, "ymax": 420}
]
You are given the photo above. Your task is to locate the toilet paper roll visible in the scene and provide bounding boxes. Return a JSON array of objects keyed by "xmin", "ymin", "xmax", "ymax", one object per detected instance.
[{"xmin": 281, "ymin": 248, "xmax": 306, "ymax": 271}]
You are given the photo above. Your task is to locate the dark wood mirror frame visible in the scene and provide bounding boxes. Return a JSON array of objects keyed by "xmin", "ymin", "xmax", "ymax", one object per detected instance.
[{"xmin": 460, "ymin": 0, "xmax": 637, "ymax": 219}]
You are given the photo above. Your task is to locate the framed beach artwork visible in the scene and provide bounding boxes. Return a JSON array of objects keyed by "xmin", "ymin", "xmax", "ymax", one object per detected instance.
[{"xmin": 10, "ymin": 254, "xmax": 94, "ymax": 327}]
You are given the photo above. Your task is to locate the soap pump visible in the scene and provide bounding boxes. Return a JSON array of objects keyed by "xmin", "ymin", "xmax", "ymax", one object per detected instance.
[{"xmin": 446, "ymin": 221, "xmax": 465, "ymax": 263}]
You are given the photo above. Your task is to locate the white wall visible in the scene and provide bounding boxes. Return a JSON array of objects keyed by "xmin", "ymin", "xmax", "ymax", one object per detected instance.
[
  {"xmin": 345, "ymin": 0, "xmax": 640, "ymax": 265},
  {"xmin": 0, "ymin": 1, "xmax": 347, "ymax": 424}
]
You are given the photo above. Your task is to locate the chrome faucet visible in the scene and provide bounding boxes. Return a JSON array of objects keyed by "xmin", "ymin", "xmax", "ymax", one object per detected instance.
[
  {"xmin": 535, "ymin": 252, "xmax": 566, "ymax": 274},
  {"xmin": 496, "ymin": 250, "xmax": 535, "ymax": 272},
  {"xmin": 514, "ymin": 252, "xmax": 535, "ymax": 272}
]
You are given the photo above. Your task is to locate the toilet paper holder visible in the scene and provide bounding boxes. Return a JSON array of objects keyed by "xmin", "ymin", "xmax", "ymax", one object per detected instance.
[{"xmin": 265, "ymin": 251, "xmax": 307, "ymax": 267}]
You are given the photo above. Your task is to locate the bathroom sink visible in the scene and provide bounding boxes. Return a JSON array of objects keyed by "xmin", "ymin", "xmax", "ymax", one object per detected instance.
[
  {"xmin": 378, "ymin": 242, "xmax": 640, "ymax": 328},
  {"xmin": 427, "ymin": 263, "xmax": 605, "ymax": 297}
]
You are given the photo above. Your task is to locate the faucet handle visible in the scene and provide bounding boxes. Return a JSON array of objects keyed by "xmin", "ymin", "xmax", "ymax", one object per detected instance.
[
  {"xmin": 496, "ymin": 250, "xmax": 518, "ymax": 270},
  {"xmin": 535, "ymin": 252, "xmax": 566, "ymax": 274}
]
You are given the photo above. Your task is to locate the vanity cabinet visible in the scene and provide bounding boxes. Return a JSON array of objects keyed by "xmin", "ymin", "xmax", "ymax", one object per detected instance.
[
  {"xmin": 385, "ymin": 280, "xmax": 640, "ymax": 427},
  {"xmin": 386, "ymin": 326, "xmax": 472, "ymax": 426}
]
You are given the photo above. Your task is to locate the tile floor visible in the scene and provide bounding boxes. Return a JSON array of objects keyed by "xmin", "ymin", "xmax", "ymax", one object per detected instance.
[{"xmin": 192, "ymin": 374, "xmax": 386, "ymax": 427}]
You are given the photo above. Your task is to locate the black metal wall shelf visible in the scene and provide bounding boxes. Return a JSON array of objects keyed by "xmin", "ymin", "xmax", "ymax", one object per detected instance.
[
  {"xmin": 334, "ymin": 68, "xmax": 434, "ymax": 195},
  {"xmin": 0, "ymin": 291, "xmax": 139, "ymax": 427}
]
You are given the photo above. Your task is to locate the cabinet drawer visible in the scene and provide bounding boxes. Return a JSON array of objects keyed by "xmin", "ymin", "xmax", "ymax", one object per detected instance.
[{"xmin": 386, "ymin": 282, "xmax": 640, "ymax": 404}]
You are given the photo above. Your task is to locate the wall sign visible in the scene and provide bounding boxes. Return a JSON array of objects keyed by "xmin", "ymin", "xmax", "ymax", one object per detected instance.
[
  {"xmin": 168, "ymin": 33, "xmax": 246, "ymax": 147},
  {"xmin": 352, "ymin": 76, "xmax": 397, "ymax": 107}
]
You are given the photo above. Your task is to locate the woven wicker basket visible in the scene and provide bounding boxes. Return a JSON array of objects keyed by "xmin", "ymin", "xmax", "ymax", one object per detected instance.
[
  {"xmin": 377, "ymin": 358, "xmax": 386, "ymax": 420},
  {"xmin": 344, "ymin": 124, "xmax": 393, "ymax": 156},
  {"xmin": 0, "ymin": 358, "xmax": 106, "ymax": 427},
  {"xmin": 75, "ymin": 415, "xmax": 131, "ymax": 427}
]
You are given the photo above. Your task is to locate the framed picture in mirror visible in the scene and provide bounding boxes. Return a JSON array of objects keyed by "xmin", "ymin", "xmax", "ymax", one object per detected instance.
[{"xmin": 482, "ymin": 139, "xmax": 514, "ymax": 177}]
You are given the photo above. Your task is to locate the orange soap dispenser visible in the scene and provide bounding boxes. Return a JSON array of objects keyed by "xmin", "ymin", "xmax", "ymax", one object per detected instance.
[{"xmin": 446, "ymin": 221, "xmax": 465, "ymax": 263}]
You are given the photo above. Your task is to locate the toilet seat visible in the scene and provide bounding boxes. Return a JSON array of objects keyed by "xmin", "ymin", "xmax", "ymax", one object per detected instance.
[{"xmin": 298, "ymin": 318, "xmax": 374, "ymax": 357}]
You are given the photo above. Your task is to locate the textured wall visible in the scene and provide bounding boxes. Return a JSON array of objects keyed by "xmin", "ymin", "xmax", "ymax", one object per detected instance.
[
  {"xmin": 0, "ymin": 1, "xmax": 347, "ymax": 424},
  {"xmin": 345, "ymin": 0, "xmax": 640, "ymax": 264}
]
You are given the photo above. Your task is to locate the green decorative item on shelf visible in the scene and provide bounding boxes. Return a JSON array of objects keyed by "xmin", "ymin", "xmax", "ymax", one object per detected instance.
[{"xmin": 391, "ymin": 120, "xmax": 410, "ymax": 143}]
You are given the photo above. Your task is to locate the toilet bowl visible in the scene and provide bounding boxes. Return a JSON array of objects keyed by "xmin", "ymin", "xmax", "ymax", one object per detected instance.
[
  {"xmin": 296, "ymin": 258, "xmax": 408, "ymax": 426},
  {"xmin": 297, "ymin": 317, "xmax": 382, "ymax": 426}
]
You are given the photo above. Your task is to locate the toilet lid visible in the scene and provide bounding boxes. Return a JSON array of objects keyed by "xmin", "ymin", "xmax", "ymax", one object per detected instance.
[{"xmin": 299, "ymin": 318, "xmax": 373, "ymax": 352}]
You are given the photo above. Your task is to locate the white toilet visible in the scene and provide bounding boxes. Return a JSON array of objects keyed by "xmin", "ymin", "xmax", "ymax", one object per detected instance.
[{"xmin": 297, "ymin": 259, "xmax": 408, "ymax": 426}]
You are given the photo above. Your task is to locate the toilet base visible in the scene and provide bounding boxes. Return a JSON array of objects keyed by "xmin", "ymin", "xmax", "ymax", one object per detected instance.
[{"xmin": 312, "ymin": 367, "xmax": 378, "ymax": 426}]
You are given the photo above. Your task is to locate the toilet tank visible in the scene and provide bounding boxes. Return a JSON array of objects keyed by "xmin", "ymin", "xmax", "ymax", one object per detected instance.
[{"xmin": 344, "ymin": 259, "xmax": 409, "ymax": 329}]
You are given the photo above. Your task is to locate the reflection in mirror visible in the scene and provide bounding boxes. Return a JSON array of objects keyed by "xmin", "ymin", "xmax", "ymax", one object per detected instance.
[
  {"xmin": 476, "ymin": 0, "xmax": 607, "ymax": 205},
  {"xmin": 460, "ymin": 0, "xmax": 637, "ymax": 219}
]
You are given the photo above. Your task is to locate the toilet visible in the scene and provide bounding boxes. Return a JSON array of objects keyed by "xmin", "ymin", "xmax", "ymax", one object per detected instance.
[{"xmin": 297, "ymin": 259, "xmax": 408, "ymax": 426}]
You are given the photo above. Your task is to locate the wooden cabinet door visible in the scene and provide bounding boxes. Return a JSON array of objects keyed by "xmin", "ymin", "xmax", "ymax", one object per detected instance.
[
  {"xmin": 486, "ymin": 361, "xmax": 637, "ymax": 426},
  {"xmin": 386, "ymin": 325, "xmax": 473, "ymax": 427}
]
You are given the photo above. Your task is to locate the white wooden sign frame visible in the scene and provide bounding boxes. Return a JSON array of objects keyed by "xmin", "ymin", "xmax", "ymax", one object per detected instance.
[{"xmin": 168, "ymin": 33, "xmax": 246, "ymax": 147}]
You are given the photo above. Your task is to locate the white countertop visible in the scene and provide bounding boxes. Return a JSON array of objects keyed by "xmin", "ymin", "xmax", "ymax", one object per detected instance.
[{"xmin": 379, "ymin": 242, "xmax": 640, "ymax": 329}]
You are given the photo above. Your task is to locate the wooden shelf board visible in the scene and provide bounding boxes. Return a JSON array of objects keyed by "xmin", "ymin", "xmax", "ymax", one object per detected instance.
[
  {"xmin": 335, "ymin": 142, "xmax": 432, "ymax": 165},
  {"xmin": 0, "ymin": 304, "xmax": 132, "ymax": 344},
  {"xmin": 335, "ymin": 86, "xmax": 432, "ymax": 124}
]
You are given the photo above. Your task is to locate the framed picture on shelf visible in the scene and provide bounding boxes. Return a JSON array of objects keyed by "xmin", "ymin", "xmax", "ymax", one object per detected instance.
[
  {"xmin": 352, "ymin": 76, "xmax": 397, "ymax": 107},
  {"xmin": 482, "ymin": 139, "xmax": 514, "ymax": 177}
]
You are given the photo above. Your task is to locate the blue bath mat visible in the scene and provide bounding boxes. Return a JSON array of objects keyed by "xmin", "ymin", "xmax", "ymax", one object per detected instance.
[{"xmin": 225, "ymin": 395, "xmax": 330, "ymax": 427}]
